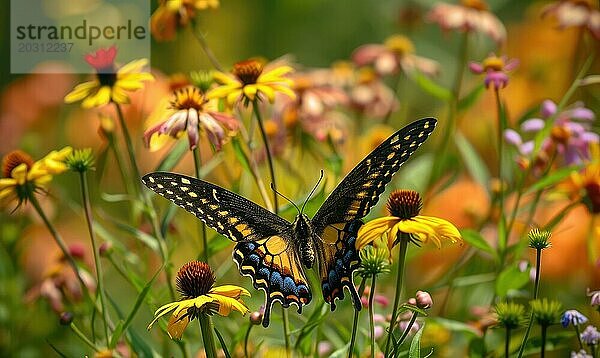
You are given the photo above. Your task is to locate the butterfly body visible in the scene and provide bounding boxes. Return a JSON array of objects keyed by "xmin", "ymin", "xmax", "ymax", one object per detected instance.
[
  {"xmin": 292, "ymin": 214, "xmax": 316, "ymax": 268},
  {"xmin": 142, "ymin": 117, "xmax": 437, "ymax": 327}
]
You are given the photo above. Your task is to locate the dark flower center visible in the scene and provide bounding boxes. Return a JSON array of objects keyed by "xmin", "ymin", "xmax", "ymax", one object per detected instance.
[
  {"xmin": 97, "ymin": 71, "xmax": 118, "ymax": 88},
  {"xmin": 584, "ymin": 182, "xmax": 600, "ymax": 214},
  {"xmin": 170, "ymin": 86, "xmax": 207, "ymax": 111},
  {"xmin": 387, "ymin": 189, "xmax": 422, "ymax": 219},
  {"xmin": 176, "ymin": 261, "xmax": 215, "ymax": 299},
  {"xmin": 233, "ymin": 60, "xmax": 264, "ymax": 85},
  {"xmin": 2, "ymin": 150, "xmax": 34, "ymax": 178}
]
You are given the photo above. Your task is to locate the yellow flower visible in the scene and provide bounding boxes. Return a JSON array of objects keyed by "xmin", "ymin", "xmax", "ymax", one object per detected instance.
[
  {"xmin": 64, "ymin": 46, "xmax": 153, "ymax": 109},
  {"xmin": 0, "ymin": 147, "xmax": 72, "ymax": 206},
  {"xmin": 148, "ymin": 261, "xmax": 250, "ymax": 340},
  {"xmin": 557, "ymin": 143, "xmax": 600, "ymax": 214},
  {"xmin": 150, "ymin": 0, "xmax": 220, "ymax": 41},
  {"xmin": 356, "ymin": 189, "xmax": 462, "ymax": 251},
  {"xmin": 209, "ymin": 59, "xmax": 296, "ymax": 106}
]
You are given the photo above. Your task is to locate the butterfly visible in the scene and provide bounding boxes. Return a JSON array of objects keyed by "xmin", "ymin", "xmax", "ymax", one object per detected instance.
[{"xmin": 142, "ymin": 117, "xmax": 437, "ymax": 327}]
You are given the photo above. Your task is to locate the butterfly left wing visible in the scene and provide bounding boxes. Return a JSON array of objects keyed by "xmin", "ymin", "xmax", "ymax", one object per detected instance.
[
  {"xmin": 142, "ymin": 172, "xmax": 290, "ymax": 242},
  {"xmin": 233, "ymin": 236, "xmax": 311, "ymax": 327},
  {"xmin": 312, "ymin": 118, "xmax": 437, "ymax": 309},
  {"xmin": 142, "ymin": 172, "xmax": 311, "ymax": 327}
]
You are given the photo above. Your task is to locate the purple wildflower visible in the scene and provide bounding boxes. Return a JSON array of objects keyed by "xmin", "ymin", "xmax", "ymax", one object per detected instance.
[{"xmin": 561, "ymin": 310, "xmax": 588, "ymax": 327}]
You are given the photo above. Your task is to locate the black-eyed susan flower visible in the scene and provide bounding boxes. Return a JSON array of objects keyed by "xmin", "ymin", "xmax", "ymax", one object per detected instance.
[
  {"xmin": 356, "ymin": 189, "xmax": 462, "ymax": 251},
  {"xmin": 352, "ymin": 34, "xmax": 440, "ymax": 77},
  {"xmin": 150, "ymin": 0, "xmax": 219, "ymax": 42},
  {"xmin": 427, "ymin": 0, "xmax": 506, "ymax": 43},
  {"xmin": 558, "ymin": 143, "xmax": 600, "ymax": 214},
  {"xmin": 144, "ymin": 86, "xmax": 238, "ymax": 151},
  {"xmin": 469, "ymin": 53, "xmax": 519, "ymax": 90},
  {"xmin": 148, "ymin": 261, "xmax": 250, "ymax": 340},
  {"xmin": 209, "ymin": 59, "xmax": 296, "ymax": 106},
  {"xmin": 64, "ymin": 46, "xmax": 153, "ymax": 109},
  {"xmin": 0, "ymin": 147, "xmax": 72, "ymax": 207}
]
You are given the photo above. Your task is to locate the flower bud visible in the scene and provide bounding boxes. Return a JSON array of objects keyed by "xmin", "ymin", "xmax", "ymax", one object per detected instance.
[
  {"xmin": 249, "ymin": 311, "xmax": 263, "ymax": 325},
  {"xmin": 415, "ymin": 290, "xmax": 433, "ymax": 309},
  {"xmin": 99, "ymin": 242, "xmax": 113, "ymax": 257},
  {"xmin": 59, "ymin": 312, "xmax": 74, "ymax": 325}
]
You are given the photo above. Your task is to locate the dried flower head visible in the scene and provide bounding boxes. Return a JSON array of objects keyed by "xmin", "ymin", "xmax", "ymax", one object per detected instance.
[
  {"xmin": 494, "ymin": 302, "xmax": 526, "ymax": 329},
  {"xmin": 528, "ymin": 228, "xmax": 552, "ymax": 250},
  {"xmin": 531, "ymin": 298, "xmax": 562, "ymax": 327},
  {"xmin": 65, "ymin": 148, "xmax": 95, "ymax": 173},
  {"xmin": 358, "ymin": 246, "xmax": 391, "ymax": 277}
]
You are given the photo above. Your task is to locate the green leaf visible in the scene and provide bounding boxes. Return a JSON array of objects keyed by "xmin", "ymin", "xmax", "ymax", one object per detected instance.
[
  {"xmin": 460, "ymin": 229, "xmax": 496, "ymax": 258},
  {"xmin": 408, "ymin": 324, "xmax": 425, "ymax": 358},
  {"xmin": 430, "ymin": 317, "xmax": 479, "ymax": 337},
  {"xmin": 232, "ymin": 138, "xmax": 252, "ymax": 173},
  {"xmin": 155, "ymin": 140, "xmax": 188, "ymax": 172},
  {"xmin": 294, "ymin": 303, "xmax": 328, "ymax": 353},
  {"xmin": 525, "ymin": 165, "xmax": 579, "ymax": 194},
  {"xmin": 214, "ymin": 326, "xmax": 232, "ymax": 358},
  {"xmin": 458, "ymin": 84, "xmax": 485, "ymax": 112},
  {"xmin": 495, "ymin": 264, "xmax": 530, "ymax": 298},
  {"xmin": 111, "ymin": 220, "xmax": 159, "ymax": 252},
  {"xmin": 109, "ymin": 265, "xmax": 163, "ymax": 348},
  {"xmin": 206, "ymin": 236, "xmax": 232, "ymax": 257},
  {"xmin": 412, "ymin": 72, "xmax": 451, "ymax": 101},
  {"xmin": 328, "ymin": 343, "xmax": 350, "ymax": 358},
  {"xmin": 580, "ymin": 75, "xmax": 600, "ymax": 86},
  {"xmin": 455, "ymin": 132, "xmax": 490, "ymax": 191},
  {"xmin": 127, "ymin": 328, "xmax": 161, "ymax": 358}
]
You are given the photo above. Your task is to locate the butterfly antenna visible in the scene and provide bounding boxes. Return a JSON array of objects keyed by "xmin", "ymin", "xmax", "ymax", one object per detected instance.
[
  {"xmin": 270, "ymin": 183, "xmax": 300, "ymax": 214},
  {"xmin": 301, "ymin": 170, "xmax": 324, "ymax": 214}
]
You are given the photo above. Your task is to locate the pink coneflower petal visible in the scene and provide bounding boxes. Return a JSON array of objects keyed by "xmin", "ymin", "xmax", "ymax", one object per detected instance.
[
  {"xmin": 504, "ymin": 129, "xmax": 522, "ymax": 146},
  {"xmin": 521, "ymin": 118, "xmax": 545, "ymax": 132},
  {"xmin": 541, "ymin": 100, "xmax": 557, "ymax": 118},
  {"xmin": 186, "ymin": 109, "xmax": 200, "ymax": 149}
]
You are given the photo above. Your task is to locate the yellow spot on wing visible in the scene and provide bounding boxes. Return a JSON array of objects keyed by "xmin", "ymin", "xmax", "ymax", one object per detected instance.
[{"xmin": 188, "ymin": 192, "xmax": 198, "ymax": 198}]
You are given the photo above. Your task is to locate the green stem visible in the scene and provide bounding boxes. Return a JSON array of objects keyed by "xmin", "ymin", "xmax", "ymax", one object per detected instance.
[
  {"xmin": 384, "ymin": 234, "xmax": 410, "ymax": 357},
  {"xmin": 29, "ymin": 195, "xmax": 88, "ymax": 292},
  {"xmin": 114, "ymin": 103, "xmax": 176, "ymax": 301},
  {"xmin": 428, "ymin": 32, "xmax": 469, "ymax": 188},
  {"xmin": 592, "ymin": 344, "xmax": 597, "ymax": 358},
  {"xmin": 190, "ymin": 19, "xmax": 224, "ymax": 72},
  {"xmin": 199, "ymin": 314, "xmax": 218, "ymax": 358},
  {"xmin": 505, "ymin": 327, "xmax": 511, "ymax": 358},
  {"xmin": 575, "ymin": 324, "xmax": 583, "ymax": 350},
  {"xmin": 107, "ymin": 132, "xmax": 135, "ymax": 201},
  {"xmin": 369, "ymin": 274, "xmax": 377, "ymax": 358},
  {"xmin": 494, "ymin": 88, "xmax": 507, "ymax": 257},
  {"xmin": 78, "ymin": 171, "xmax": 110, "ymax": 344},
  {"xmin": 348, "ymin": 278, "xmax": 367, "ymax": 358},
  {"xmin": 540, "ymin": 324, "xmax": 547, "ymax": 358},
  {"xmin": 114, "ymin": 103, "xmax": 142, "ymax": 195},
  {"xmin": 252, "ymin": 100, "xmax": 278, "ymax": 214},
  {"xmin": 393, "ymin": 312, "xmax": 418, "ymax": 357},
  {"xmin": 70, "ymin": 322, "xmax": 100, "ymax": 352},
  {"xmin": 517, "ymin": 248, "xmax": 543, "ymax": 358},
  {"xmin": 193, "ymin": 147, "xmax": 209, "ymax": 263},
  {"xmin": 244, "ymin": 324, "xmax": 253, "ymax": 358}
]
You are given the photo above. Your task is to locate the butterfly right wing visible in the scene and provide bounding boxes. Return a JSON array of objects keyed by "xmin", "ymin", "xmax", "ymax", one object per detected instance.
[{"xmin": 142, "ymin": 172, "xmax": 290, "ymax": 242}]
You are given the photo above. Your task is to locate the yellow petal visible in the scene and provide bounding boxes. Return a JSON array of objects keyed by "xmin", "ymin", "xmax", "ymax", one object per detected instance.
[
  {"xmin": 254, "ymin": 84, "xmax": 275, "ymax": 102},
  {"xmin": 226, "ymin": 90, "xmax": 242, "ymax": 106},
  {"xmin": 212, "ymin": 71, "xmax": 239, "ymax": 85},
  {"xmin": 207, "ymin": 294, "xmax": 249, "ymax": 316},
  {"xmin": 64, "ymin": 81, "xmax": 99, "ymax": 103},
  {"xmin": 82, "ymin": 86, "xmax": 112, "ymax": 108},
  {"xmin": 118, "ymin": 59, "xmax": 149, "ymax": 74},
  {"xmin": 147, "ymin": 301, "xmax": 180, "ymax": 330},
  {"xmin": 0, "ymin": 178, "xmax": 17, "ymax": 190},
  {"xmin": 207, "ymin": 83, "xmax": 242, "ymax": 100},
  {"xmin": 167, "ymin": 310, "xmax": 190, "ymax": 340},
  {"xmin": 11, "ymin": 163, "xmax": 29, "ymax": 185},
  {"xmin": 243, "ymin": 85, "xmax": 258, "ymax": 101},
  {"xmin": 259, "ymin": 66, "xmax": 294, "ymax": 82},
  {"xmin": 210, "ymin": 285, "xmax": 251, "ymax": 299}
]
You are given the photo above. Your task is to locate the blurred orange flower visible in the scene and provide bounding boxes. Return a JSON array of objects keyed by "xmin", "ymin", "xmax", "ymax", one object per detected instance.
[{"xmin": 150, "ymin": 0, "xmax": 220, "ymax": 41}]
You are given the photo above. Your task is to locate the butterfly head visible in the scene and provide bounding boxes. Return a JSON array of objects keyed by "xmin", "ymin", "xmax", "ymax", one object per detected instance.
[{"xmin": 292, "ymin": 214, "xmax": 316, "ymax": 268}]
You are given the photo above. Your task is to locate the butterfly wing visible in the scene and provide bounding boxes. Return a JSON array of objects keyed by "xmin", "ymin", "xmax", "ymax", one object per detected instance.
[
  {"xmin": 142, "ymin": 172, "xmax": 312, "ymax": 326},
  {"xmin": 142, "ymin": 172, "xmax": 290, "ymax": 242},
  {"xmin": 233, "ymin": 237, "xmax": 311, "ymax": 327},
  {"xmin": 312, "ymin": 118, "xmax": 437, "ymax": 309}
]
